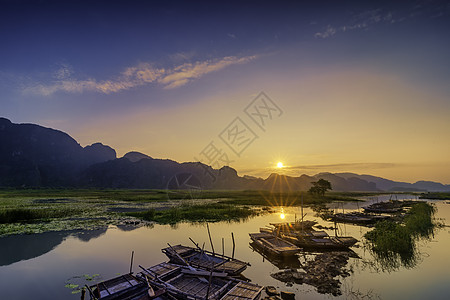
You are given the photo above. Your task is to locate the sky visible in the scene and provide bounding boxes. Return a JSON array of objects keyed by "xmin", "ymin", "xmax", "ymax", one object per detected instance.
[{"xmin": 1, "ymin": 0, "xmax": 450, "ymax": 184}]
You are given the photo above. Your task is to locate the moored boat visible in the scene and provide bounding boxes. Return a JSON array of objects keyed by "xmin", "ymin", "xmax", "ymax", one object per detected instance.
[
  {"xmin": 264, "ymin": 223, "xmax": 358, "ymax": 251},
  {"xmin": 162, "ymin": 244, "xmax": 248, "ymax": 276},
  {"xmin": 249, "ymin": 241, "xmax": 302, "ymax": 269},
  {"xmin": 332, "ymin": 212, "xmax": 391, "ymax": 225},
  {"xmin": 85, "ymin": 273, "xmax": 164, "ymax": 300},
  {"xmin": 278, "ymin": 230, "xmax": 358, "ymax": 250},
  {"xmin": 270, "ymin": 220, "xmax": 317, "ymax": 231},
  {"xmin": 249, "ymin": 232, "xmax": 300, "ymax": 257},
  {"xmin": 140, "ymin": 262, "xmax": 263, "ymax": 300},
  {"xmin": 362, "ymin": 199, "xmax": 409, "ymax": 214}
]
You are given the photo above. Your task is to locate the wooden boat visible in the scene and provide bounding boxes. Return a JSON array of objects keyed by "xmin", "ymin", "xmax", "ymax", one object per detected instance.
[
  {"xmin": 265, "ymin": 224, "xmax": 358, "ymax": 251},
  {"xmin": 249, "ymin": 241, "xmax": 301, "ymax": 269},
  {"xmin": 278, "ymin": 230, "xmax": 358, "ymax": 250},
  {"xmin": 270, "ymin": 220, "xmax": 317, "ymax": 231},
  {"xmin": 85, "ymin": 273, "xmax": 164, "ymax": 300},
  {"xmin": 162, "ymin": 244, "xmax": 248, "ymax": 276},
  {"xmin": 363, "ymin": 201, "xmax": 404, "ymax": 214},
  {"xmin": 140, "ymin": 262, "xmax": 263, "ymax": 300},
  {"xmin": 332, "ymin": 212, "xmax": 390, "ymax": 225},
  {"xmin": 249, "ymin": 232, "xmax": 300, "ymax": 257}
]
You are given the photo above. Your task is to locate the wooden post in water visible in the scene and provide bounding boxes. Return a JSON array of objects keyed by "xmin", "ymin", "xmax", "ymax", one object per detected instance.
[
  {"xmin": 129, "ymin": 250, "xmax": 134, "ymax": 274},
  {"xmin": 207, "ymin": 223, "xmax": 215, "ymax": 255},
  {"xmin": 301, "ymin": 194, "xmax": 304, "ymax": 234},
  {"xmin": 334, "ymin": 219, "xmax": 338, "ymax": 237},
  {"xmin": 231, "ymin": 232, "xmax": 235, "ymax": 259},
  {"xmin": 222, "ymin": 237, "xmax": 224, "ymax": 257}
]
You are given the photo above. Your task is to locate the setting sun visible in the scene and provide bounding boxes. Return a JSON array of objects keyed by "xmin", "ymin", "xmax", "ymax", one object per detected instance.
[{"xmin": 277, "ymin": 162, "xmax": 284, "ymax": 168}]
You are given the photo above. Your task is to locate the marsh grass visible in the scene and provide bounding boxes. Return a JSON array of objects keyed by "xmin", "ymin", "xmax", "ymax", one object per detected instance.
[
  {"xmin": 0, "ymin": 188, "xmax": 363, "ymax": 236},
  {"xmin": 419, "ymin": 192, "xmax": 450, "ymax": 200},
  {"xmin": 0, "ymin": 208, "xmax": 82, "ymax": 224},
  {"xmin": 125, "ymin": 203, "xmax": 258, "ymax": 224},
  {"xmin": 0, "ymin": 188, "xmax": 363, "ymax": 203},
  {"xmin": 364, "ymin": 202, "xmax": 436, "ymax": 269}
]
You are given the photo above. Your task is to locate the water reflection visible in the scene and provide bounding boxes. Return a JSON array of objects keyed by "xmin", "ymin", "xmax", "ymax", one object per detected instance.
[
  {"xmin": 0, "ymin": 229, "xmax": 107, "ymax": 266},
  {"xmin": 0, "ymin": 196, "xmax": 448, "ymax": 300},
  {"xmin": 271, "ymin": 252, "xmax": 353, "ymax": 296}
]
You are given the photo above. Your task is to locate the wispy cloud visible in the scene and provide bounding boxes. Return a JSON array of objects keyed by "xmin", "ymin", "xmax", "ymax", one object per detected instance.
[
  {"xmin": 286, "ymin": 162, "xmax": 398, "ymax": 171},
  {"xmin": 315, "ymin": 1, "xmax": 450, "ymax": 39},
  {"xmin": 315, "ymin": 9, "xmax": 395, "ymax": 39},
  {"xmin": 314, "ymin": 25, "xmax": 337, "ymax": 38},
  {"xmin": 239, "ymin": 163, "xmax": 399, "ymax": 178},
  {"xmin": 24, "ymin": 55, "xmax": 257, "ymax": 95},
  {"xmin": 158, "ymin": 56, "xmax": 255, "ymax": 89}
]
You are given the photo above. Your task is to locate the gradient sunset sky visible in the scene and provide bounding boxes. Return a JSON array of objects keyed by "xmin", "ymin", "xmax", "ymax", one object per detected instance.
[{"xmin": 1, "ymin": 0, "xmax": 450, "ymax": 183}]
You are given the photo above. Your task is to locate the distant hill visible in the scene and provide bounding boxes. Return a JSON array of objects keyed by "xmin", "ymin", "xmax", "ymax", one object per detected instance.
[
  {"xmin": 335, "ymin": 173, "xmax": 450, "ymax": 192},
  {"xmin": 0, "ymin": 117, "xmax": 115, "ymax": 187},
  {"xmin": 123, "ymin": 151, "xmax": 152, "ymax": 162},
  {"xmin": 1, "ymin": 117, "xmax": 448, "ymax": 192}
]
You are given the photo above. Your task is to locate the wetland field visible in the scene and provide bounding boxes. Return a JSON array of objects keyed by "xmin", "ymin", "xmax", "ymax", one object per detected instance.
[{"xmin": 0, "ymin": 190, "xmax": 449, "ymax": 299}]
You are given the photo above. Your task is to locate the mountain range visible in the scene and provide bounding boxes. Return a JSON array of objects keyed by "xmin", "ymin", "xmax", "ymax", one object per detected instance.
[{"xmin": 1, "ymin": 117, "xmax": 449, "ymax": 192}]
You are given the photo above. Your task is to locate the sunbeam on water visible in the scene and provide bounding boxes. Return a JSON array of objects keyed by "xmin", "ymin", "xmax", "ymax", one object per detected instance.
[{"xmin": 280, "ymin": 207, "xmax": 285, "ymax": 219}]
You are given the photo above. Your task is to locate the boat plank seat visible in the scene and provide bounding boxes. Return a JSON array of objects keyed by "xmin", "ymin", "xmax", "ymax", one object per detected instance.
[
  {"xmin": 311, "ymin": 238, "xmax": 334, "ymax": 245},
  {"xmin": 221, "ymin": 281, "xmax": 264, "ymax": 300},
  {"xmin": 147, "ymin": 262, "xmax": 181, "ymax": 278},
  {"xmin": 167, "ymin": 275, "xmax": 224, "ymax": 299},
  {"xmin": 96, "ymin": 274, "xmax": 142, "ymax": 298},
  {"xmin": 167, "ymin": 244, "xmax": 196, "ymax": 256},
  {"xmin": 310, "ymin": 231, "xmax": 328, "ymax": 238}
]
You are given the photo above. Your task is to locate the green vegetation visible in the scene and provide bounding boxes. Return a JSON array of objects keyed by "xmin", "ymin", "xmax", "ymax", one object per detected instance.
[
  {"xmin": 0, "ymin": 188, "xmax": 172, "ymax": 202},
  {"xmin": 0, "ymin": 188, "xmax": 362, "ymax": 236},
  {"xmin": 64, "ymin": 274, "xmax": 100, "ymax": 295},
  {"xmin": 125, "ymin": 203, "xmax": 258, "ymax": 224},
  {"xmin": 0, "ymin": 208, "xmax": 82, "ymax": 224},
  {"xmin": 0, "ymin": 188, "xmax": 363, "ymax": 203},
  {"xmin": 217, "ymin": 191, "xmax": 360, "ymax": 206},
  {"xmin": 420, "ymin": 192, "xmax": 450, "ymax": 200},
  {"xmin": 364, "ymin": 202, "xmax": 437, "ymax": 270}
]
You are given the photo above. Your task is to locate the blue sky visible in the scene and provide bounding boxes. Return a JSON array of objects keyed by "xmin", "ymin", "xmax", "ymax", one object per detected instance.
[{"xmin": 1, "ymin": 0, "xmax": 450, "ymax": 183}]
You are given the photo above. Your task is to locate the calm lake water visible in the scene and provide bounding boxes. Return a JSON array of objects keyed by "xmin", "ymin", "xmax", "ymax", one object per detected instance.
[{"xmin": 0, "ymin": 195, "xmax": 449, "ymax": 300}]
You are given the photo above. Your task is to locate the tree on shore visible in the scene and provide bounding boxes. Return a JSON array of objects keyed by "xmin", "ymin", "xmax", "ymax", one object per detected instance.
[{"xmin": 308, "ymin": 179, "xmax": 332, "ymax": 196}]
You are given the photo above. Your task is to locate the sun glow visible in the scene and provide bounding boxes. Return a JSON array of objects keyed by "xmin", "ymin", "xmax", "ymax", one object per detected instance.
[
  {"xmin": 276, "ymin": 162, "xmax": 284, "ymax": 168},
  {"xmin": 280, "ymin": 207, "xmax": 285, "ymax": 219}
]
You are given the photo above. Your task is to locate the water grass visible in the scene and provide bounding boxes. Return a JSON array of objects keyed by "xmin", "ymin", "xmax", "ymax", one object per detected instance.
[
  {"xmin": 420, "ymin": 192, "xmax": 450, "ymax": 200},
  {"xmin": 0, "ymin": 188, "xmax": 364, "ymax": 236},
  {"xmin": 0, "ymin": 208, "xmax": 82, "ymax": 224},
  {"xmin": 125, "ymin": 203, "xmax": 259, "ymax": 224},
  {"xmin": 364, "ymin": 202, "xmax": 436, "ymax": 270}
]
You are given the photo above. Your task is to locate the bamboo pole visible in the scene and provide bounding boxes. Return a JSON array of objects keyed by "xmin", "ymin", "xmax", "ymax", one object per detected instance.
[
  {"xmin": 129, "ymin": 250, "xmax": 134, "ymax": 274},
  {"xmin": 206, "ymin": 223, "xmax": 215, "ymax": 255},
  {"xmin": 205, "ymin": 265, "xmax": 214, "ymax": 300},
  {"xmin": 189, "ymin": 237, "xmax": 200, "ymax": 250},
  {"xmin": 231, "ymin": 232, "xmax": 235, "ymax": 259}
]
